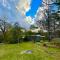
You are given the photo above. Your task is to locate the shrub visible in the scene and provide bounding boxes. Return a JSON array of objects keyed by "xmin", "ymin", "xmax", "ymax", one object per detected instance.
[
  {"xmin": 52, "ymin": 38, "xmax": 60, "ymax": 43},
  {"xmin": 51, "ymin": 38, "xmax": 60, "ymax": 47},
  {"xmin": 0, "ymin": 35, "xmax": 3, "ymax": 43}
]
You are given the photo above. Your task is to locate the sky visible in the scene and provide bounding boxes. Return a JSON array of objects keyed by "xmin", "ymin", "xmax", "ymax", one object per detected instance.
[
  {"xmin": 0, "ymin": 0, "xmax": 58, "ymax": 29},
  {"xmin": 26, "ymin": 0, "xmax": 42, "ymax": 17}
]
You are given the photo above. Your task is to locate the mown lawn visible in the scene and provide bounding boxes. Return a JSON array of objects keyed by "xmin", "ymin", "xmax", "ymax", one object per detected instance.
[{"xmin": 0, "ymin": 42, "xmax": 60, "ymax": 60}]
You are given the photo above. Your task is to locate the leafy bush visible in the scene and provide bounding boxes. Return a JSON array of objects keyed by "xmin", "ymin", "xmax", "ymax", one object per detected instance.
[
  {"xmin": 0, "ymin": 35, "xmax": 3, "ymax": 43},
  {"xmin": 51, "ymin": 38, "xmax": 60, "ymax": 47},
  {"xmin": 52, "ymin": 38, "xmax": 60, "ymax": 43}
]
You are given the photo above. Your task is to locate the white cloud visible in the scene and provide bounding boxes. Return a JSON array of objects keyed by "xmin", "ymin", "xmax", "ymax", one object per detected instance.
[
  {"xmin": 16, "ymin": 0, "xmax": 34, "ymax": 28},
  {"xmin": 16, "ymin": 0, "xmax": 31, "ymax": 15},
  {"xmin": 0, "ymin": 0, "xmax": 11, "ymax": 10},
  {"xmin": 0, "ymin": 0, "xmax": 32, "ymax": 29},
  {"xmin": 35, "ymin": 7, "xmax": 46, "ymax": 21},
  {"xmin": 25, "ymin": 16, "xmax": 34, "ymax": 24},
  {"xmin": 2, "ymin": 0, "xmax": 7, "ymax": 7}
]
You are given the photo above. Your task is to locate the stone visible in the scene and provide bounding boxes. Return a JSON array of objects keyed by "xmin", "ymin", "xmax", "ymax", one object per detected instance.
[{"xmin": 20, "ymin": 50, "xmax": 32, "ymax": 54}]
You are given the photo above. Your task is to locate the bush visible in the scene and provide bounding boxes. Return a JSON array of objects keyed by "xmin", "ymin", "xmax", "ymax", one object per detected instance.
[
  {"xmin": 0, "ymin": 35, "xmax": 3, "ymax": 43},
  {"xmin": 52, "ymin": 38, "xmax": 60, "ymax": 43},
  {"xmin": 51, "ymin": 38, "xmax": 60, "ymax": 47}
]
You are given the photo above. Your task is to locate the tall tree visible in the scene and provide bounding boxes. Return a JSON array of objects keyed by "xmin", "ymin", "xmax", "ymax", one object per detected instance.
[
  {"xmin": 12, "ymin": 22, "xmax": 23, "ymax": 43},
  {"xmin": 0, "ymin": 18, "xmax": 11, "ymax": 42}
]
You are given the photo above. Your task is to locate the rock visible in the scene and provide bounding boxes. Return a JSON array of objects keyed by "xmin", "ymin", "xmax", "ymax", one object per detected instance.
[
  {"xmin": 20, "ymin": 50, "xmax": 32, "ymax": 54},
  {"xmin": 26, "ymin": 50, "xmax": 32, "ymax": 54}
]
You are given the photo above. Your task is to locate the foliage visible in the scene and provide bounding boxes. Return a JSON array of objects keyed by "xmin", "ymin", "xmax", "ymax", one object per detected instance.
[
  {"xmin": 0, "ymin": 34, "xmax": 3, "ymax": 43},
  {"xmin": 0, "ymin": 18, "xmax": 12, "ymax": 43},
  {"xmin": 30, "ymin": 25, "xmax": 37, "ymax": 29},
  {"xmin": 0, "ymin": 20, "xmax": 24, "ymax": 43},
  {"xmin": 38, "ymin": 30, "xmax": 48, "ymax": 40},
  {"xmin": 52, "ymin": 38, "xmax": 60, "ymax": 43},
  {"xmin": 51, "ymin": 38, "xmax": 60, "ymax": 47}
]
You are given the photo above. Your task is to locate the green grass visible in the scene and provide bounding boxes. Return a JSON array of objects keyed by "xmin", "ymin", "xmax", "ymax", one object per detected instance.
[{"xmin": 0, "ymin": 42, "xmax": 60, "ymax": 60}]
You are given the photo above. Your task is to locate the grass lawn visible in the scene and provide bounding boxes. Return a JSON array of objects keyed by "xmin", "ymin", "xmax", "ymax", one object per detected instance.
[{"xmin": 0, "ymin": 42, "xmax": 60, "ymax": 60}]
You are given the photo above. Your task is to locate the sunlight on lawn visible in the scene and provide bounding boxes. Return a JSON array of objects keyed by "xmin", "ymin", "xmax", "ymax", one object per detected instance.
[{"xmin": 0, "ymin": 42, "xmax": 60, "ymax": 60}]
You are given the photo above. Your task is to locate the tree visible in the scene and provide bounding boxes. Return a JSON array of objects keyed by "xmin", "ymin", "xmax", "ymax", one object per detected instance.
[
  {"xmin": 44, "ymin": 0, "xmax": 60, "ymax": 41},
  {"xmin": 30, "ymin": 25, "xmax": 37, "ymax": 29},
  {"xmin": 11, "ymin": 22, "xmax": 23, "ymax": 43},
  {"xmin": 0, "ymin": 18, "xmax": 11, "ymax": 43}
]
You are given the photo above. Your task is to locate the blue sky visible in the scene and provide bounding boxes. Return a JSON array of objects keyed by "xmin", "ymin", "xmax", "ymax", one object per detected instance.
[
  {"xmin": 0, "ymin": 0, "xmax": 58, "ymax": 29},
  {"xmin": 0, "ymin": 0, "xmax": 19, "ymax": 22},
  {"xmin": 26, "ymin": 0, "xmax": 42, "ymax": 17},
  {"xmin": 0, "ymin": 0, "xmax": 42, "ymax": 18},
  {"xmin": 0, "ymin": 0, "xmax": 42, "ymax": 28}
]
